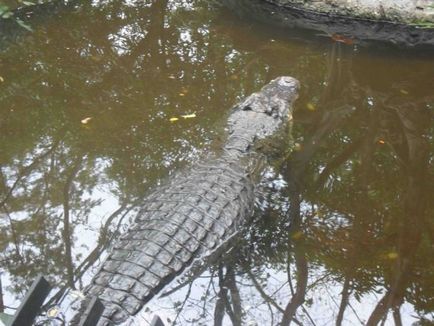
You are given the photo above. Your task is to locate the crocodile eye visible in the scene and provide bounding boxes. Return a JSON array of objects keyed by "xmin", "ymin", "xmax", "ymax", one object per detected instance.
[{"xmin": 266, "ymin": 106, "xmax": 279, "ymax": 116}]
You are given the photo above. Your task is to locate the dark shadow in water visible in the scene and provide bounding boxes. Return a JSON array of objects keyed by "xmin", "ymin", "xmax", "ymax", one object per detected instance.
[{"xmin": 220, "ymin": 0, "xmax": 434, "ymax": 48}]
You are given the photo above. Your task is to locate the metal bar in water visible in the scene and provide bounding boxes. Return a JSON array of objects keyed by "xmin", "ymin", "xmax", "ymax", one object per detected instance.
[{"xmin": 10, "ymin": 275, "xmax": 51, "ymax": 326}]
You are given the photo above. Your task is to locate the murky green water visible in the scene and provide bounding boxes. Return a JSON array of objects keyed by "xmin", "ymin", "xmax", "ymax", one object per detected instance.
[{"xmin": 0, "ymin": 0, "xmax": 433, "ymax": 325}]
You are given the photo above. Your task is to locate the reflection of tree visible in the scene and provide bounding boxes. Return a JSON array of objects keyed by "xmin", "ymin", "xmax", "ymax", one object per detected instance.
[
  {"xmin": 0, "ymin": 0, "xmax": 274, "ymax": 305},
  {"xmin": 0, "ymin": 0, "xmax": 433, "ymax": 324},
  {"xmin": 144, "ymin": 40, "xmax": 433, "ymax": 324},
  {"xmin": 214, "ymin": 265, "xmax": 242, "ymax": 326},
  {"xmin": 0, "ymin": 138, "xmax": 122, "ymax": 296},
  {"xmin": 286, "ymin": 42, "xmax": 434, "ymax": 324},
  {"xmin": 364, "ymin": 102, "xmax": 430, "ymax": 325}
]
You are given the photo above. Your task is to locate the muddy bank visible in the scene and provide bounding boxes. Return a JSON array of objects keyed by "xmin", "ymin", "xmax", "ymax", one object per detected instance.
[
  {"xmin": 222, "ymin": 0, "xmax": 434, "ymax": 46},
  {"xmin": 266, "ymin": 0, "xmax": 434, "ymax": 25}
]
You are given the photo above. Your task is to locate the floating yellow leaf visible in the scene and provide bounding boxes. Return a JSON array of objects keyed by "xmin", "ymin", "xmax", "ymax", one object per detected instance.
[
  {"xmin": 378, "ymin": 139, "xmax": 386, "ymax": 145},
  {"xmin": 400, "ymin": 89, "xmax": 409, "ymax": 95},
  {"xmin": 0, "ymin": 76, "xmax": 4, "ymax": 83},
  {"xmin": 81, "ymin": 117, "xmax": 92, "ymax": 124},
  {"xmin": 386, "ymin": 252, "xmax": 399, "ymax": 260},
  {"xmin": 306, "ymin": 102, "xmax": 316, "ymax": 111},
  {"xmin": 168, "ymin": 75, "xmax": 176, "ymax": 79},
  {"xmin": 169, "ymin": 117, "xmax": 179, "ymax": 122},
  {"xmin": 181, "ymin": 113, "xmax": 196, "ymax": 119},
  {"xmin": 179, "ymin": 93, "xmax": 185, "ymax": 97}
]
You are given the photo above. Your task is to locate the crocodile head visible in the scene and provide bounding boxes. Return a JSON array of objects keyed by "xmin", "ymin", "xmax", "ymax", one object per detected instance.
[{"xmin": 225, "ymin": 76, "xmax": 299, "ymax": 153}]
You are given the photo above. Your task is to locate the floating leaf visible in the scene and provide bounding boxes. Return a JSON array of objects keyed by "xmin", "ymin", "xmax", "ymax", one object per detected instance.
[
  {"xmin": 400, "ymin": 89, "xmax": 409, "ymax": 95},
  {"xmin": 81, "ymin": 117, "xmax": 92, "ymax": 124},
  {"xmin": 0, "ymin": 76, "xmax": 4, "ymax": 83},
  {"xmin": 386, "ymin": 252, "xmax": 399, "ymax": 260},
  {"xmin": 306, "ymin": 102, "xmax": 316, "ymax": 111},
  {"xmin": 181, "ymin": 113, "xmax": 196, "ymax": 119},
  {"xmin": 230, "ymin": 75, "xmax": 238, "ymax": 80},
  {"xmin": 331, "ymin": 33, "xmax": 354, "ymax": 45},
  {"xmin": 378, "ymin": 139, "xmax": 386, "ymax": 145},
  {"xmin": 169, "ymin": 117, "xmax": 179, "ymax": 122},
  {"xmin": 168, "ymin": 75, "xmax": 176, "ymax": 79},
  {"xmin": 179, "ymin": 93, "xmax": 185, "ymax": 97}
]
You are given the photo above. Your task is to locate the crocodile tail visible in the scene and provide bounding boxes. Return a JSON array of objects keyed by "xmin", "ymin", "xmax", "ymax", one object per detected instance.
[{"xmin": 71, "ymin": 160, "xmax": 254, "ymax": 325}]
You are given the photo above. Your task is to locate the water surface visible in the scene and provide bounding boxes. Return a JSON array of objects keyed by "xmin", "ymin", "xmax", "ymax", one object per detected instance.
[{"xmin": 0, "ymin": 0, "xmax": 433, "ymax": 325}]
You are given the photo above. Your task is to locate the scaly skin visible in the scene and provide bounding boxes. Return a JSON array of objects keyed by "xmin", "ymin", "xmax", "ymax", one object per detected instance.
[{"xmin": 72, "ymin": 76, "xmax": 299, "ymax": 325}]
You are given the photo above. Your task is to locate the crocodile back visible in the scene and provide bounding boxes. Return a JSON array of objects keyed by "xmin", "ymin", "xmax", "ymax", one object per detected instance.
[{"xmin": 83, "ymin": 157, "xmax": 255, "ymax": 325}]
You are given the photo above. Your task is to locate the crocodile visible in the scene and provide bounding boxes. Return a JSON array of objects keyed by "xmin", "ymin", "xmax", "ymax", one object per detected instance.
[{"xmin": 71, "ymin": 76, "xmax": 299, "ymax": 325}]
